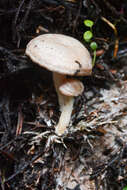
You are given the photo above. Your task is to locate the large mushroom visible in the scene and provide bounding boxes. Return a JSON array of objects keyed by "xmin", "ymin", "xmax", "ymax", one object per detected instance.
[{"xmin": 26, "ymin": 34, "xmax": 92, "ymax": 136}]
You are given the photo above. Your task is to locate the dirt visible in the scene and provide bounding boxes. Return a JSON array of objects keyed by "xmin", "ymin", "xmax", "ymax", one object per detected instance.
[{"xmin": 0, "ymin": 0, "xmax": 127, "ymax": 190}]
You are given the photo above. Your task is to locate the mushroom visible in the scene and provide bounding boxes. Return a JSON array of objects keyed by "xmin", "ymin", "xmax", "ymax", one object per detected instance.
[{"xmin": 25, "ymin": 34, "xmax": 92, "ymax": 136}]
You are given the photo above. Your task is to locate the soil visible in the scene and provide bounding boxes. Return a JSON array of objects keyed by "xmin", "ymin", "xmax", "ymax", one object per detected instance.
[{"xmin": 0, "ymin": 0, "xmax": 127, "ymax": 190}]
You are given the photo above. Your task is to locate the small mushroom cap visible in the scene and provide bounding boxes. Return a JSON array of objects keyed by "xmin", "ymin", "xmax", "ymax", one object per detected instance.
[
  {"xmin": 59, "ymin": 78, "xmax": 84, "ymax": 97},
  {"xmin": 26, "ymin": 34, "xmax": 92, "ymax": 76}
]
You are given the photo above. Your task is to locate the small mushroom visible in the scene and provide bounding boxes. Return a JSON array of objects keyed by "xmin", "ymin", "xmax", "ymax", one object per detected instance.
[{"xmin": 26, "ymin": 34, "xmax": 92, "ymax": 136}]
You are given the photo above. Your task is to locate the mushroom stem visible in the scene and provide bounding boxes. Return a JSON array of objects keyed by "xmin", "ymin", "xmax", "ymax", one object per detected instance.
[
  {"xmin": 53, "ymin": 72, "xmax": 74, "ymax": 135},
  {"xmin": 55, "ymin": 95, "xmax": 74, "ymax": 135}
]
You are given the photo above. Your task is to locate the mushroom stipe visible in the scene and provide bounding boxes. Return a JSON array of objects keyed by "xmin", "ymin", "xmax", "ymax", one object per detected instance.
[{"xmin": 26, "ymin": 33, "xmax": 92, "ymax": 136}]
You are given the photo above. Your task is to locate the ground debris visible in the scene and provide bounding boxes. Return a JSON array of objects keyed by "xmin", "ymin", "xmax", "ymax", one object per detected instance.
[{"xmin": 0, "ymin": 0, "xmax": 127, "ymax": 190}]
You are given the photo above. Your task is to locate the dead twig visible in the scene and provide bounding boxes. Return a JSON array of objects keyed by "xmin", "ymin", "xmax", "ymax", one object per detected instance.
[
  {"xmin": 101, "ymin": 16, "xmax": 119, "ymax": 58},
  {"xmin": 102, "ymin": 0, "xmax": 127, "ymax": 24}
]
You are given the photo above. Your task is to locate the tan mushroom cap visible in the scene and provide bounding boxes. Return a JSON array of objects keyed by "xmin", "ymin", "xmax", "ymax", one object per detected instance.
[
  {"xmin": 59, "ymin": 78, "xmax": 84, "ymax": 97},
  {"xmin": 26, "ymin": 34, "xmax": 92, "ymax": 76}
]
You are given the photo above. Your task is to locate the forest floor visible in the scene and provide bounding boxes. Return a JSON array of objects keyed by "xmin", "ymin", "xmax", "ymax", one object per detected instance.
[{"xmin": 0, "ymin": 0, "xmax": 127, "ymax": 190}]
